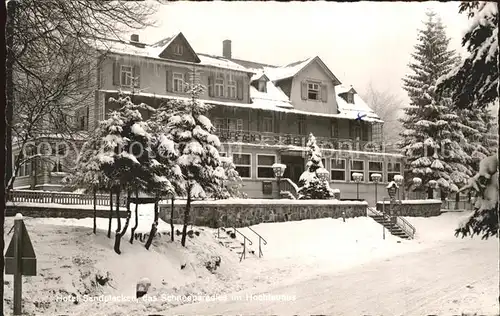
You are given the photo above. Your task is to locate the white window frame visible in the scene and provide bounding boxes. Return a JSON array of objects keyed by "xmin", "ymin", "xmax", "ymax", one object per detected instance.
[
  {"xmin": 330, "ymin": 158, "xmax": 346, "ymax": 182},
  {"xmin": 120, "ymin": 65, "xmax": 133, "ymax": 87},
  {"xmin": 227, "ymin": 74, "xmax": 237, "ymax": 99},
  {"xmin": 350, "ymin": 160, "xmax": 365, "ymax": 182},
  {"xmin": 172, "ymin": 44, "xmax": 183, "ymax": 55},
  {"xmin": 214, "ymin": 118, "xmax": 225, "ymax": 132},
  {"xmin": 307, "ymin": 82, "xmax": 321, "ymax": 100},
  {"xmin": 368, "ymin": 161, "xmax": 384, "ymax": 183},
  {"xmin": 387, "ymin": 162, "xmax": 401, "ymax": 182},
  {"xmin": 215, "ymin": 73, "xmax": 225, "ymax": 97},
  {"xmin": 172, "ymin": 72, "xmax": 184, "ymax": 93},
  {"xmin": 232, "ymin": 153, "xmax": 252, "ymax": 179},
  {"xmin": 258, "ymin": 80, "xmax": 266, "ymax": 92},
  {"xmin": 256, "ymin": 154, "xmax": 276, "ymax": 179},
  {"xmin": 347, "ymin": 93, "xmax": 354, "ymax": 104},
  {"xmin": 228, "ymin": 118, "xmax": 243, "ymax": 132}
]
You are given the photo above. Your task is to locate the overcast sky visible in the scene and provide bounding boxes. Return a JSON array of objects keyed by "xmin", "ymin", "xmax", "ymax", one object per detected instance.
[{"xmin": 135, "ymin": 1, "xmax": 469, "ymax": 106}]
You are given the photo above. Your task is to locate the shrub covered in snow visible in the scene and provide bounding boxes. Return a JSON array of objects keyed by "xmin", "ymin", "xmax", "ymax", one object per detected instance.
[
  {"xmin": 456, "ymin": 155, "xmax": 498, "ymax": 239},
  {"xmin": 297, "ymin": 133, "xmax": 336, "ymax": 200}
]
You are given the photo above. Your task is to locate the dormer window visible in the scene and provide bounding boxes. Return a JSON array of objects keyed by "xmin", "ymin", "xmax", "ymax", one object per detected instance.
[
  {"xmin": 258, "ymin": 80, "xmax": 267, "ymax": 93},
  {"xmin": 172, "ymin": 44, "xmax": 183, "ymax": 55},
  {"xmin": 347, "ymin": 93, "xmax": 354, "ymax": 104},
  {"xmin": 308, "ymin": 82, "xmax": 320, "ymax": 100}
]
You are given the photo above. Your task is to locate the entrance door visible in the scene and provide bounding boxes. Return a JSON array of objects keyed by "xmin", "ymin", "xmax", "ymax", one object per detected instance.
[{"xmin": 281, "ymin": 155, "xmax": 305, "ymax": 185}]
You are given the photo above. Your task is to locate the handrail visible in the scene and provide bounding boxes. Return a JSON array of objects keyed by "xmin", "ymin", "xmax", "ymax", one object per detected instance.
[
  {"xmin": 380, "ymin": 197, "xmax": 416, "ymax": 239},
  {"xmin": 247, "ymin": 226, "xmax": 267, "ymax": 258},
  {"xmin": 232, "ymin": 227, "xmax": 253, "ymax": 262},
  {"xmin": 8, "ymin": 189, "xmax": 128, "ymax": 207},
  {"xmin": 280, "ymin": 178, "xmax": 299, "ymax": 199}
]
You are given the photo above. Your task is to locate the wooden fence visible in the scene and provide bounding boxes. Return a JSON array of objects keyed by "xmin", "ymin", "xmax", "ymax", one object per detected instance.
[{"xmin": 7, "ymin": 189, "xmax": 127, "ymax": 207}]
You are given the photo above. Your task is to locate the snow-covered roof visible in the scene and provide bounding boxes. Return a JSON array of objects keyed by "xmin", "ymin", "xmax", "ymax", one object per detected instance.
[
  {"xmin": 250, "ymin": 81, "xmax": 292, "ymax": 109},
  {"xmin": 197, "ymin": 53, "xmax": 251, "ymax": 73},
  {"xmin": 335, "ymin": 85, "xmax": 382, "ymax": 123},
  {"xmin": 265, "ymin": 57, "xmax": 314, "ymax": 81}
]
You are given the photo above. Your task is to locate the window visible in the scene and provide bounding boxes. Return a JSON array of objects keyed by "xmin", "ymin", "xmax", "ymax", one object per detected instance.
[
  {"xmin": 215, "ymin": 73, "xmax": 224, "ymax": 97},
  {"xmin": 350, "ymin": 160, "xmax": 365, "ymax": 182},
  {"xmin": 14, "ymin": 154, "xmax": 30, "ymax": 177},
  {"xmin": 258, "ymin": 80, "xmax": 267, "ymax": 93},
  {"xmin": 331, "ymin": 121, "xmax": 338, "ymax": 138},
  {"xmin": 172, "ymin": 44, "xmax": 183, "ymax": 55},
  {"xmin": 214, "ymin": 118, "xmax": 225, "ymax": 132},
  {"xmin": 120, "ymin": 65, "xmax": 133, "ymax": 86},
  {"xmin": 79, "ymin": 116, "xmax": 86, "ymax": 130},
  {"xmin": 308, "ymin": 82, "xmax": 320, "ymax": 100},
  {"xmin": 298, "ymin": 119, "xmax": 306, "ymax": 134},
  {"xmin": 346, "ymin": 93, "xmax": 354, "ymax": 104},
  {"xmin": 330, "ymin": 158, "xmax": 346, "ymax": 181},
  {"xmin": 52, "ymin": 160, "xmax": 63, "ymax": 172},
  {"xmin": 387, "ymin": 162, "xmax": 401, "ymax": 182},
  {"xmin": 257, "ymin": 154, "xmax": 276, "ymax": 179},
  {"xmin": 227, "ymin": 74, "xmax": 237, "ymax": 99},
  {"xmin": 368, "ymin": 161, "xmax": 383, "ymax": 182},
  {"xmin": 228, "ymin": 118, "xmax": 243, "ymax": 132},
  {"xmin": 233, "ymin": 153, "xmax": 251, "ymax": 178},
  {"xmin": 262, "ymin": 117, "xmax": 273, "ymax": 133},
  {"xmin": 372, "ymin": 123, "xmax": 383, "ymax": 143},
  {"xmin": 173, "ymin": 73, "xmax": 184, "ymax": 93},
  {"xmin": 321, "ymin": 158, "xmax": 326, "ymax": 169}
]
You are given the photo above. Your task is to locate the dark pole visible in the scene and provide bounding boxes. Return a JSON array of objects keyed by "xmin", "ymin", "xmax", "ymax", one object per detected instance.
[
  {"xmin": 277, "ymin": 176, "xmax": 281, "ymax": 199},
  {"xmin": 375, "ymin": 182, "xmax": 378, "ymax": 208},
  {"xmin": 4, "ymin": 1, "xmax": 17, "ymax": 311},
  {"xmin": 356, "ymin": 182, "xmax": 359, "ymax": 200},
  {"xmin": 13, "ymin": 215, "xmax": 23, "ymax": 315}
]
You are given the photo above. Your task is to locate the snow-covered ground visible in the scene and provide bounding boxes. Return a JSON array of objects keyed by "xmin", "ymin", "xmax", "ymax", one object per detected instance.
[{"xmin": 3, "ymin": 206, "xmax": 497, "ymax": 315}]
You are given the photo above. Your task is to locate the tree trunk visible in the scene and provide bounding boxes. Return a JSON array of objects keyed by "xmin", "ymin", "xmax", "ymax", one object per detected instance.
[
  {"xmin": 93, "ymin": 188, "xmax": 97, "ymax": 234},
  {"xmin": 427, "ymin": 187, "xmax": 433, "ymax": 199},
  {"xmin": 455, "ymin": 191, "xmax": 460, "ymax": 210},
  {"xmin": 115, "ymin": 188, "xmax": 121, "ymax": 233},
  {"xmin": 170, "ymin": 197, "xmax": 175, "ymax": 242},
  {"xmin": 129, "ymin": 189, "xmax": 139, "ymax": 244},
  {"xmin": 107, "ymin": 190, "xmax": 113, "ymax": 238},
  {"xmin": 3, "ymin": 2, "xmax": 17, "ymax": 308},
  {"xmin": 114, "ymin": 190, "xmax": 131, "ymax": 254},
  {"xmin": 181, "ymin": 187, "xmax": 192, "ymax": 247},
  {"xmin": 145, "ymin": 197, "xmax": 159, "ymax": 250}
]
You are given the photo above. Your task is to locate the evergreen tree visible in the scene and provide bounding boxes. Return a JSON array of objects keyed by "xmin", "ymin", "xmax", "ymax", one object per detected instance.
[
  {"xmin": 152, "ymin": 84, "xmax": 225, "ymax": 247},
  {"xmin": 436, "ymin": 2, "xmax": 498, "ymax": 239},
  {"xmin": 98, "ymin": 95, "xmax": 172, "ymax": 254},
  {"xmin": 400, "ymin": 11, "xmax": 473, "ymax": 197},
  {"xmin": 297, "ymin": 133, "xmax": 335, "ymax": 200}
]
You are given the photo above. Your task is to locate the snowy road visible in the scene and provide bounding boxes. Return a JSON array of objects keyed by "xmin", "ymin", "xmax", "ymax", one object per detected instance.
[{"xmin": 166, "ymin": 239, "xmax": 499, "ymax": 315}]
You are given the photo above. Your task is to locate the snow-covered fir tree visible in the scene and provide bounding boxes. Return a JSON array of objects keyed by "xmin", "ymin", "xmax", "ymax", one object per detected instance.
[
  {"xmin": 436, "ymin": 2, "xmax": 498, "ymax": 238},
  {"xmin": 152, "ymin": 83, "xmax": 225, "ymax": 247},
  {"xmin": 400, "ymin": 11, "xmax": 475, "ymax": 197},
  {"xmin": 297, "ymin": 133, "xmax": 335, "ymax": 199},
  {"xmin": 98, "ymin": 94, "xmax": 174, "ymax": 253}
]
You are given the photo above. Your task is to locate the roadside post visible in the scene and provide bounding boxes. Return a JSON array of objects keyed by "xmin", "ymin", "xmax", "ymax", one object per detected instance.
[{"xmin": 5, "ymin": 213, "xmax": 37, "ymax": 315}]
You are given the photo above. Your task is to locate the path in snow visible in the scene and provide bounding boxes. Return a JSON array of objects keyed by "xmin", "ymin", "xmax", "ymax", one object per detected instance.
[{"xmin": 166, "ymin": 238, "xmax": 498, "ymax": 315}]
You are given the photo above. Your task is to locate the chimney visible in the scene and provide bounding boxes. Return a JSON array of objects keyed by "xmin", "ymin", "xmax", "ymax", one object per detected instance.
[
  {"xmin": 222, "ymin": 39, "xmax": 232, "ymax": 59},
  {"xmin": 131, "ymin": 34, "xmax": 139, "ymax": 42}
]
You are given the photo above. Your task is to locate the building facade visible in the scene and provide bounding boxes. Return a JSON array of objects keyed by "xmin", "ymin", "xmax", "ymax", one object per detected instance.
[{"xmin": 12, "ymin": 32, "xmax": 403, "ymax": 205}]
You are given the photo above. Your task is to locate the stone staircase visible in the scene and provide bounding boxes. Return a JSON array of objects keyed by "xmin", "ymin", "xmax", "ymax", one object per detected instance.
[
  {"xmin": 369, "ymin": 215, "xmax": 412, "ymax": 239},
  {"xmin": 213, "ymin": 227, "xmax": 256, "ymax": 261}
]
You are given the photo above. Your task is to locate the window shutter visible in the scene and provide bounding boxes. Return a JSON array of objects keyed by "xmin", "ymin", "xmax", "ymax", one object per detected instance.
[
  {"xmin": 112, "ymin": 61, "xmax": 120, "ymax": 86},
  {"xmin": 321, "ymin": 84, "xmax": 328, "ymax": 102},
  {"xmin": 184, "ymin": 72, "xmax": 190, "ymax": 92},
  {"xmin": 237, "ymin": 119, "xmax": 243, "ymax": 131},
  {"xmin": 301, "ymin": 81, "xmax": 308, "ymax": 100},
  {"xmin": 208, "ymin": 73, "xmax": 214, "ymax": 97},
  {"xmin": 133, "ymin": 65, "xmax": 140, "ymax": 88},
  {"xmin": 237, "ymin": 79, "xmax": 243, "ymax": 100},
  {"xmin": 166, "ymin": 70, "xmax": 172, "ymax": 92}
]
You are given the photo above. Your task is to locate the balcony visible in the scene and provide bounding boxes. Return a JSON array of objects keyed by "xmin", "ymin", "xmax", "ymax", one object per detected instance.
[{"xmin": 215, "ymin": 129, "xmax": 387, "ymax": 152}]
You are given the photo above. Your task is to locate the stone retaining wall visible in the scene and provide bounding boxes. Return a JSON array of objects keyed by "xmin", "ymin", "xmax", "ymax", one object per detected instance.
[
  {"xmin": 6, "ymin": 204, "xmax": 128, "ymax": 219},
  {"xmin": 376, "ymin": 199, "xmax": 442, "ymax": 217},
  {"xmin": 159, "ymin": 199, "xmax": 368, "ymax": 228}
]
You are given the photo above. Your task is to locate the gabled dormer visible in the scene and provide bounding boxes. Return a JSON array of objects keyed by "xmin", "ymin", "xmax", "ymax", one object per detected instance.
[
  {"xmin": 338, "ymin": 86, "xmax": 357, "ymax": 104},
  {"xmin": 251, "ymin": 73, "xmax": 270, "ymax": 93},
  {"xmin": 152, "ymin": 32, "xmax": 201, "ymax": 63}
]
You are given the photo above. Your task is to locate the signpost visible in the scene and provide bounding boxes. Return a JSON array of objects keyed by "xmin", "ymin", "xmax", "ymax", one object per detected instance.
[{"xmin": 5, "ymin": 213, "xmax": 37, "ymax": 315}]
